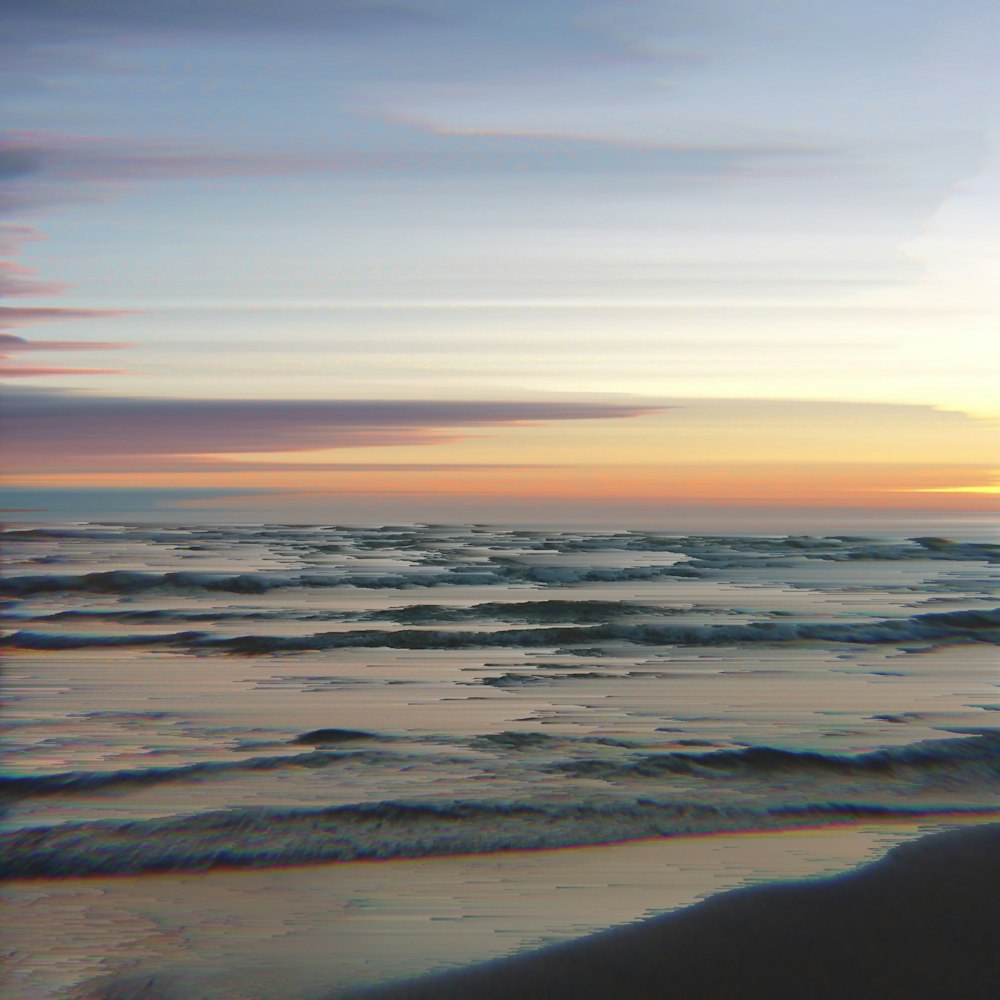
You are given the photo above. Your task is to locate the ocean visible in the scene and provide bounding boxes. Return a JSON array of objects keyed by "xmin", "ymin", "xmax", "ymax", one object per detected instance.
[{"xmin": 2, "ymin": 522, "xmax": 998, "ymax": 997}]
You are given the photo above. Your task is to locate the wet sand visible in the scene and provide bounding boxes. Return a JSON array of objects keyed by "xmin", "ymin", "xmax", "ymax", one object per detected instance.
[
  {"xmin": 3, "ymin": 821, "xmax": 989, "ymax": 999},
  {"xmin": 350, "ymin": 822, "xmax": 1000, "ymax": 1000}
]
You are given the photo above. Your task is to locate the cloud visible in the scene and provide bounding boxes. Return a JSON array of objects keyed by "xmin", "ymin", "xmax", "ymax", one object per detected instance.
[
  {"xmin": 0, "ymin": 1, "xmax": 706, "ymax": 141},
  {"xmin": 0, "ymin": 261, "xmax": 64, "ymax": 297},
  {"xmin": 0, "ymin": 129, "xmax": 833, "ymax": 224},
  {"xmin": 5, "ymin": 455, "xmax": 565, "ymax": 473},
  {"xmin": 1, "ymin": 388, "xmax": 662, "ymax": 468},
  {"xmin": 0, "ymin": 1, "xmax": 436, "ymax": 96},
  {"xmin": 0, "ymin": 306, "xmax": 131, "ymax": 330},
  {"xmin": 0, "ymin": 0, "xmax": 656, "ymax": 67},
  {"xmin": 0, "ymin": 203, "xmax": 132, "ymax": 380},
  {"xmin": 2, "ymin": 0, "xmax": 432, "ymax": 35},
  {"xmin": 0, "ymin": 145, "xmax": 42, "ymax": 180},
  {"xmin": 0, "ymin": 334, "xmax": 134, "ymax": 377},
  {"xmin": 0, "ymin": 133, "xmax": 337, "ymax": 218},
  {"xmin": 0, "ymin": 333, "xmax": 131, "ymax": 352},
  {"xmin": 0, "ymin": 132, "xmax": 332, "ymax": 185},
  {"xmin": 0, "ymin": 225, "xmax": 41, "ymax": 254},
  {"xmin": 0, "ymin": 227, "xmax": 63, "ymax": 296},
  {"xmin": 0, "ymin": 365, "xmax": 128, "ymax": 378}
]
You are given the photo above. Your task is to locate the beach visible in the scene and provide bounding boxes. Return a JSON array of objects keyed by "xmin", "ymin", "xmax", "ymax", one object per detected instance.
[
  {"xmin": 6, "ymin": 0, "xmax": 999, "ymax": 994},
  {"xmin": 2, "ymin": 523, "xmax": 997, "ymax": 997},
  {"xmin": 349, "ymin": 822, "xmax": 1000, "ymax": 1000},
  {"xmin": 4, "ymin": 821, "xmax": 992, "ymax": 998}
]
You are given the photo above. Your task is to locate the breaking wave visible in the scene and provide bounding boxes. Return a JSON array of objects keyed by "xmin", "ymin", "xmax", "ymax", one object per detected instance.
[
  {"xmin": 0, "ymin": 749, "xmax": 405, "ymax": 801},
  {"xmin": 0, "ymin": 564, "xmax": 705, "ymax": 597},
  {"xmin": 5, "ymin": 732, "xmax": 997, "ymax": 804},
  {"xmin": 0, "ymin": 600, "xmax": 693, "ymax": 627},
  {"xmin": 4, "ymin": 798, "xmax": 997, "ymax": 880},
  {"xmin": 549, "ymin": 732, "xmax": 1000, "ymax": 781},
  {"xmin": 5, "ymin": 607, "xmax": 998, "ymax": 653}
]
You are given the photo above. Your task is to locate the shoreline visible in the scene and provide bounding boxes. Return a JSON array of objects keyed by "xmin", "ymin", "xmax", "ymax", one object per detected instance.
[
  {"xmin": 346, "ymin": 821, "xmax": 1000, "ymax": 1000},
  {"xmin": 5, "ymin": 819, "xmax": 993, "ymax": 999}
]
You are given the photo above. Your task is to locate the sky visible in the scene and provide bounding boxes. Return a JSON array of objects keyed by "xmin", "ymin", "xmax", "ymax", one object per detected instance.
[{"xmin": 1, "ymin": 0, "xmax": 998, "ymax": 526}]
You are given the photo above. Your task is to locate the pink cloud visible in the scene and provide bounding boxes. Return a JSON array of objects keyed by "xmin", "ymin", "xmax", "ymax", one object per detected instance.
[
  {"xmin": 0, "ymin": 333, "xmax": 133, "ymax": 352},
  {"xmin": 0, "ymin": 365, "xmax": 128, "ymax": 378},
  {"xmin": 0, "ymin": 197, "xmax": 130, "ymax": 379},
  {"xmin": 0, "ymin": 227, "xmax": 66, "ymax": 297},
  {"xmin": 0, "ymin": 306, "xmax": 132, "ymax": 330},
  {"xmin": 0, "ymin": 260, "xmax": 64, "ymax": 297},
  {"xmin": 0, "ymin": 225, "xmax": 41, "ymax": 255}
]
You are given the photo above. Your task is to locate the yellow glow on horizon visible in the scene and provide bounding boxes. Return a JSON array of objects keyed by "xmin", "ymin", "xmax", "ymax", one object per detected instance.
[
  {"xmin": 8, "ymin": 461, "xmax": 999, "ymax": 511},
  {"xmin": 903, "ymin": 485, "xmax": 1000, "ymax": 495}
]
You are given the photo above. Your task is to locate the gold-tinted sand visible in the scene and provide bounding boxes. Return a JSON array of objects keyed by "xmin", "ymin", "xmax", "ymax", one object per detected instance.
[{"xmin": 2, "ymin": 820, "xmax": 982, "ymax": 999}]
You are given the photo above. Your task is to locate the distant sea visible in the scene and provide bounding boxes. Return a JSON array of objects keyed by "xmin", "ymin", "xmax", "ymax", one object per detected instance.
[{"xmin": 2, "ymin": 522, "xmax": 998, "ymax": 994}]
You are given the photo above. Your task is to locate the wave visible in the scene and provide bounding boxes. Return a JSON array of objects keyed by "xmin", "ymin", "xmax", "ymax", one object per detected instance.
[
  {"xmin": 469, "ymin": 731, "xmax": 568, "ymax": 750},
  {"xmin": 0, "ymin": 563, "xmax": 705, "ymax": 597},
  {"xmin": 0, "ymin": 608, "xmax": 298, "ymax": 624},
  {"xmin": 480, "ymin": 670, "xmax": 617, "ymax": 687},
  {"xmin": 291, "ymin": 728, "xmax": 377, "ymax": 744},
  {"xmin": 549, "ymin": 731, "xmax": 1000, "ymax": 781},
  {"xmin": 480, "ymin": 731, "xmax": 636, "ymax": 749},
  {"xmin": 544, "ymin": 534, "xmax": 999, "ymax": 564},
  {"xmin": 0, "ymin": 570, "xmax": 313, "ymax": 597},
  {"xmin": 4, "ymin": 526, "xmax": 996, "ymax": 564},
  {"xmin": 0, "ymin": 749, "xmax": 408, "ymax": 801},
  {"xmin": 0, "ymin": 600, "xmax": 693, "ymax": 627},
  {"xmin": 3, "ymin": 798, "xmax": 996, "ymax": 880},
  {"xmin": 4, "ymin": 607, "xmax": 998, "ymax": 653},
  {"xmin": 6, "ymin": 732, "xmax": 996, "ymax": 807},
  {"xmin": 358, "ymin": 600, "xmax": 688, "ymax": 625},
  {"xmin": 675, "ymin": 536, "xmax": 1000, "ymax": 567}
]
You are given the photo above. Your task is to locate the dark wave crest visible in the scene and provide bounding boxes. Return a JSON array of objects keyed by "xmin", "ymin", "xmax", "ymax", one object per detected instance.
[
  {"xmin": 5, "ymin": 607, "xmax": 998, "ymax": 653},
  {"xmin": 0, "ymin": 749, "xmax": 406, "ymax": 801},
  {"xmin": 0, "ymin": 600, "xmax": 692, "ymax": 627},
  {"xmin": 6, "ymin": 733, "xmax": 997, "ymax": 808},
  {"xmin": 0, "ymin": 563, "xmax": 705, "ymax": 597},
  {"xmin": 360, "ymin": 600, "xmax": 690, "ymax": 625},
  {"xmin": 4, "ymin": 798, "xmax": 997, "ymax": 880},
  {"xmin": 550, "ymin": 732, "xmax": 1000, "ymax": 782}
]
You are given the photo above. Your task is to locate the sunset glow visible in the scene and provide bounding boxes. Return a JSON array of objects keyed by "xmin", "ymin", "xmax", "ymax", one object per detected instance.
[{"xmin": 1, "ymin": 0, "xmax": 997, "ymax": 525}]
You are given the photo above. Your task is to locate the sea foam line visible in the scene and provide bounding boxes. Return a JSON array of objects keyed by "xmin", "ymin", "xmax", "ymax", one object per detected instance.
[{"xmin": 4, "ymin": 799, "xmax": 999, "ymax": 880}]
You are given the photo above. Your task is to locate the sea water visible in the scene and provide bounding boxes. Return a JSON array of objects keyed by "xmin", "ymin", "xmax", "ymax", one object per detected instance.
[{"xmin": 1, "ymin": 523, "xmax": 998, "ymax": 995}]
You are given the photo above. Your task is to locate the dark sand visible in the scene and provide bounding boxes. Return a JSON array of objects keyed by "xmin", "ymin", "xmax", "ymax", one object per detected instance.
[{"xmin": 347, "ymin": 822, "xmax": 1000, "ymax": 1000}]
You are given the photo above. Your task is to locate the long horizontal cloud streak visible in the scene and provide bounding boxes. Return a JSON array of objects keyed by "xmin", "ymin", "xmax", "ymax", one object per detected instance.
[
  {"xmin": 0, "ymin": 309, "xmax": 133, "ymax": 377},
  {"xmin": 2, "ymin": 0, "xmax": 434, "ymax": 35},
  {"xmin": 0, "ymin": 307, "xmax": 130, "ymax": 330},
  {"xmin": 0, "ymin": 224, "xmax": 132, "ymax": 380},
  {"xmin": 6, "ymin": 458, "xmax": 568, "ymax": 474},
  {"xmin": 0, "ymin": 366, "xmax": 128, "ymax": 378},
  {"xmin": 0, "ymin": 0, "xmax": 658, "ymax": 73},
  {"xmin": 0, "ymin": 2, "xmax": 435, "ymax": 92},
  {"xmin": 0, "ymin": 130, "xmax": 828, "ymax": 201},
  {"xmin": 1, "ymin": 389, "xmax": 662, "ymax": 462},
  {"xmin": 0, "ymin": 334, "xmax": 131, "ymax": 352},
  {"xmin": 0, "ymin": 228, "xmax": 62, "ymax": 302},
  {"xmin": 0, "ymin": 134, "xmax": 330, "ymax": 186}
]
